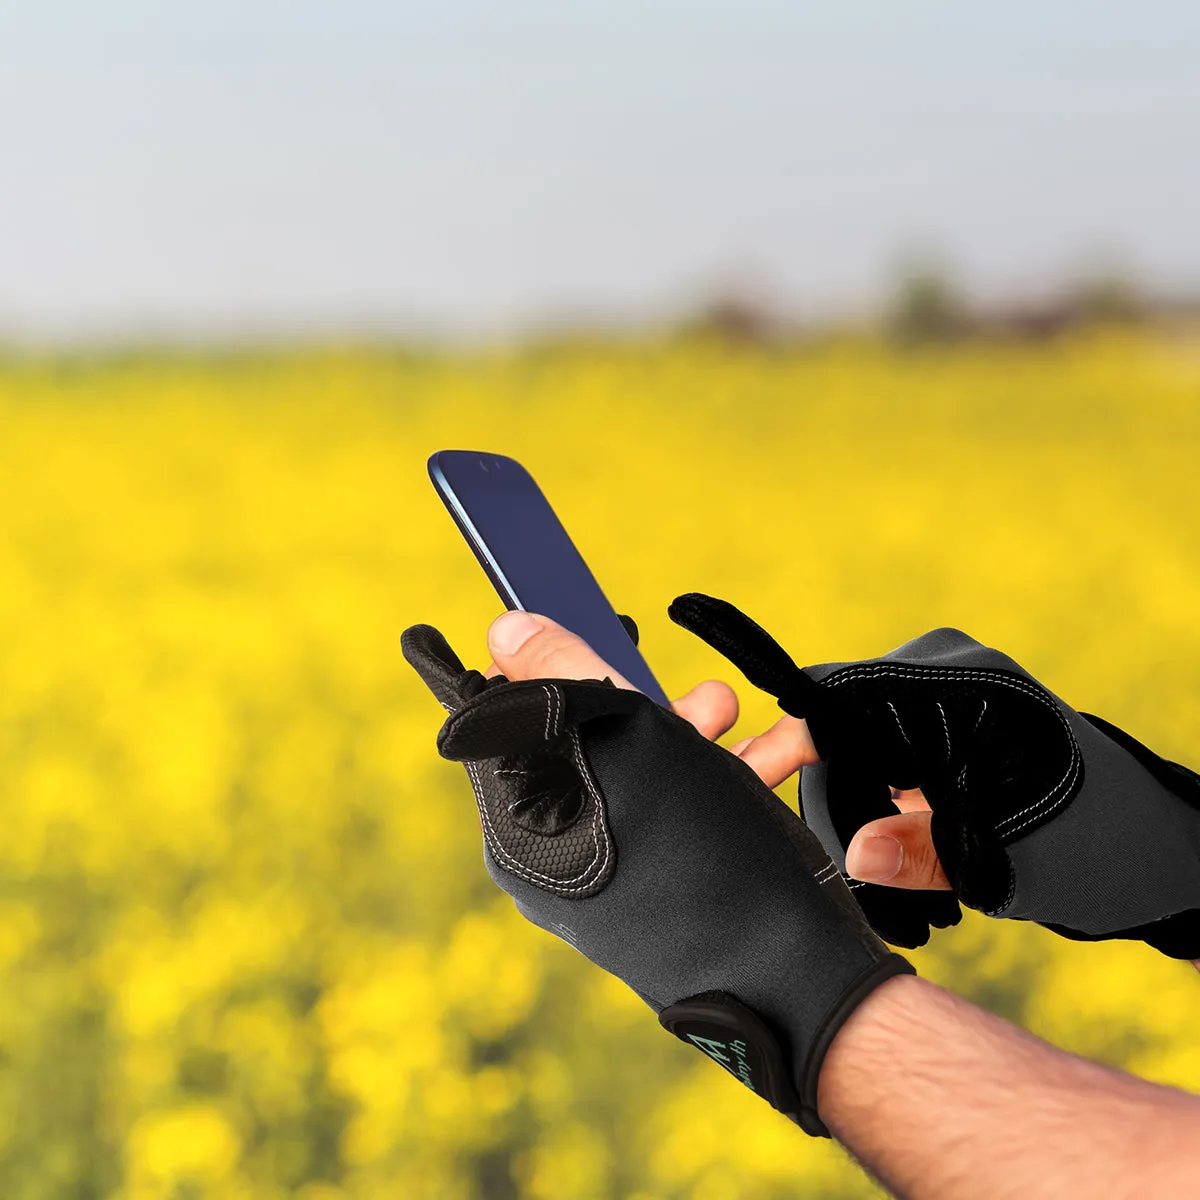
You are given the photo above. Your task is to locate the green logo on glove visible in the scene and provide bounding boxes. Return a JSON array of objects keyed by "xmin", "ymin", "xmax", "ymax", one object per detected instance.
[{"xmin": 687, "ymin": 1034, "xmax": 756, "ymax": 1092}]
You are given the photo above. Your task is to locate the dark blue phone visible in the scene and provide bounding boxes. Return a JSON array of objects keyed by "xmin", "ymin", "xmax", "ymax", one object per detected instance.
[{"xmin": 428, "ymin": 449, "xmax": 671, "ymax": 708}]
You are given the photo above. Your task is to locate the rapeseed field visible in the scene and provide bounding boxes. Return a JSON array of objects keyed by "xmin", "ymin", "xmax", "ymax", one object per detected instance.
[{"xmin": 1, "ymin": 329, "xmax": 1198, "ymax": 1199}]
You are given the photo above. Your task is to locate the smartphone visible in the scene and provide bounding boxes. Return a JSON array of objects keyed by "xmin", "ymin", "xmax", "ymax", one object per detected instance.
[{"xmin": 428, "ymin": 449, "xmax": 671, "ymax": 708}]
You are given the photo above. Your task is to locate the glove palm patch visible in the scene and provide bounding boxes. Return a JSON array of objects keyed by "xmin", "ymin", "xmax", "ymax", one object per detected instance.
[{"xmin": 818, "ymin": 661, "xmax": 1083, "ymax": 916}]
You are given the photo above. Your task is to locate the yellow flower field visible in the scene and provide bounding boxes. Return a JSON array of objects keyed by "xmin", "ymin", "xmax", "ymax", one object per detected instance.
[{"xmin": 1, "ymin": 328, "xmax": 1198, "ymax": 1198}]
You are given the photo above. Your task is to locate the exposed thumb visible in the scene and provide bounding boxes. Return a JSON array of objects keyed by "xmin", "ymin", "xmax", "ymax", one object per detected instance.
[{"xmin": 844, "ymin": 811, "xmax": 953, "ymax": 890}]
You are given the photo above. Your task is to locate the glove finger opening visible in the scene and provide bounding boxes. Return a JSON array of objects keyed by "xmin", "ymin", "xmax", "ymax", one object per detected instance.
[
  {"xmin": 851, "ymin": 882, "xmax": 962, "ymax": 948},
  {"xmin": 928, "ymin": 803, "xmax": 1015, "ymax": 917},
  {"xmin": 821, "ymin": 753, "xmax": 964, "ymax": 947},
  {"xmin": 437, "ymin": 675, "xmax": 649, "ymax": 762},
  {"xmin": 401, "ymin": 622, "xmax": 470, "ymax": 711}
]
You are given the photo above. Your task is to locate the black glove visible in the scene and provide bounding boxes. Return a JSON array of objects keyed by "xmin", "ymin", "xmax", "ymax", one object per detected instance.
[
  {"xmin": 666, "ymin": 593, "xmax": 1200, "ymax": 959},
  {"xmin": 401, "ymin": 612, "xmax": 914, "ymax": 1137}
]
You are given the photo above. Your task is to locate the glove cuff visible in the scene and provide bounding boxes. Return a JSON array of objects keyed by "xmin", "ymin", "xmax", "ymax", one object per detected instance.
[
  {"xmin": 798, "ymin": 952, "xmax": 916, "ymax": 1136},
  {"xmin": 660, "ymin": 952, "xmax": 915, "ymax": 1138}
]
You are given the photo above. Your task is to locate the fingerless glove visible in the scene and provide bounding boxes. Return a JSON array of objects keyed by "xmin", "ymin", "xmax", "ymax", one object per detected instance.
[
  {"xmin": 402, "ymin": 615, "xmax": 914, "ymax": 1136},
  {"xmin": 668, "ymin": 593, "xmax": 1200, "ymax": 959}
]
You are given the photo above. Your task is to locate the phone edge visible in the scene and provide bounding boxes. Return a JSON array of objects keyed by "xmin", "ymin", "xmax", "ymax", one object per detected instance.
[
  {"xmin": 428, "ymin": 451, "xmax": 522, "ymax": 611},
  {"xmin": 427, "ymin": 450, "xmax": 673, "ymax": 710}
]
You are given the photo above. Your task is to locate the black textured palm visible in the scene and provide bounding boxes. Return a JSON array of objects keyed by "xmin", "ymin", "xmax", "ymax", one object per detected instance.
[
  {"xmin": 399, "ymin": 621, "xmax": 643, "ymax": 899},
  {"xmin": 799, "ymin": 659, "xmax": 1077, "ymax": 947}
]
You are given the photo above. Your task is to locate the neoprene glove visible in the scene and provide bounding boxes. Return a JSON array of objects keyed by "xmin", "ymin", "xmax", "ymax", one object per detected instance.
[
  {"xmin": 401, "ymin": 608, "xmax": 914, "ymax": 1138},
  {"xmin": 670, "ymin": 593, "xmax": 1200, "ymax": 959}
]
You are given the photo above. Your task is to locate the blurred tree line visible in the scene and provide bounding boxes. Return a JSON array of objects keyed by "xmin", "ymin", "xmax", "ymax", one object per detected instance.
[{"xmin": 672, "ymin": 256, "xmax": 1200, "ymax": 349}]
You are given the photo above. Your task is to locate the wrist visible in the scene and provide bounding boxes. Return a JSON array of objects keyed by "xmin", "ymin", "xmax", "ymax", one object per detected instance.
[
  {"xmin": 816, "ymin": 972, "xmax": 939, "ymax": 1138},
  {"xmin": 799, "ymin": 953, "xmax": 915, "ymax": 1136},
  {"xmin": 815, "ymin": 969, "xmax": 1200, "ymax": 1200}
]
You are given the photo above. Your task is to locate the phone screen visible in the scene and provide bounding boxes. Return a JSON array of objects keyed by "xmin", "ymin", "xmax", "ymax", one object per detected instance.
[{"xmin": 428, "ymin": 449, "xmax": 671, "ymax": 707}]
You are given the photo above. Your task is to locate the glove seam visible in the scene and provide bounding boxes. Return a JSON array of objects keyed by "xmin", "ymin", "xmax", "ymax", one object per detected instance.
[
  {"xmin": 722, "ymin": 751, "xmax": 850, "ymax": 896},
  {"xmin": 467, "ymin": 723, "xmax": 613, "ymax": 895}
]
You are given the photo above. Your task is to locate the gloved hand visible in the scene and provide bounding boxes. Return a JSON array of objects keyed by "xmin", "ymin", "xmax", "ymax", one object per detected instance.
[
  {"xmin": 666, "ymin": 593, "xmax": 1200, "ymax": 959},
  {"xmin": 401, "ymin": 608, "xmax": 914, "ymax": 1137}
]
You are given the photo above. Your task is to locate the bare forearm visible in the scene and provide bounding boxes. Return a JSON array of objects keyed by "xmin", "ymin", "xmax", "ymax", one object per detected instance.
[{"xmin": 817, "ymin": 975, "xmax": 1200, "ymax": 1200}]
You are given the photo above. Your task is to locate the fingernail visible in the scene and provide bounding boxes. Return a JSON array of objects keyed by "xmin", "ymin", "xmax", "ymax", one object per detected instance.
[
  {"xmin": 846, "ymin": 835, "xmax": 904, "ymax": 883},
  {"xmin": 488, "ymin": 611, "xmax": 541, "ymax": 656}
]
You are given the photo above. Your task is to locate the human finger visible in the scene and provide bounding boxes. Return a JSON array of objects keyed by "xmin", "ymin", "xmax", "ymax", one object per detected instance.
[
  {"xmin": 670, "ymin": 678, "xmax": 739, "ymax": 741},
  {"xmin": 844, "ymin": 811, "xmax": 953, "ymax": 890},
  {"xmin": 728, "ymin": 715, "xmax": 820, "ymax": 790},
  {"xmin": 890, "ymin": 786, "xmax": 931, "ymax": 813},
  {"xmin": 485, "ymin": 611, "xmax": 739, "ymax": 741}
]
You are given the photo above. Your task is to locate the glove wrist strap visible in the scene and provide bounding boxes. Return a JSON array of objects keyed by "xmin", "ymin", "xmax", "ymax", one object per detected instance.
[{"xmin": 659, "ymin": 953, "xmax": 916, "ymax": 1138}]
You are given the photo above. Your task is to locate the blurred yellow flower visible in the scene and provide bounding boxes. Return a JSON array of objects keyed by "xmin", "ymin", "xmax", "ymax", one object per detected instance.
[
  {"xmin": 0, "ymin": 329, "xmax": 1197, "ymax": 1197},
  {"xmin": 126, "ymin": 1104, "xmax": 240, "ymax": 1188}
]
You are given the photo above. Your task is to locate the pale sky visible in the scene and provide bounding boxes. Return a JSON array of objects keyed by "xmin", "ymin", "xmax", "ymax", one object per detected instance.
[{"xmin": 1, "ymin": 1, "xmax": 1198, "ymax": 339}]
